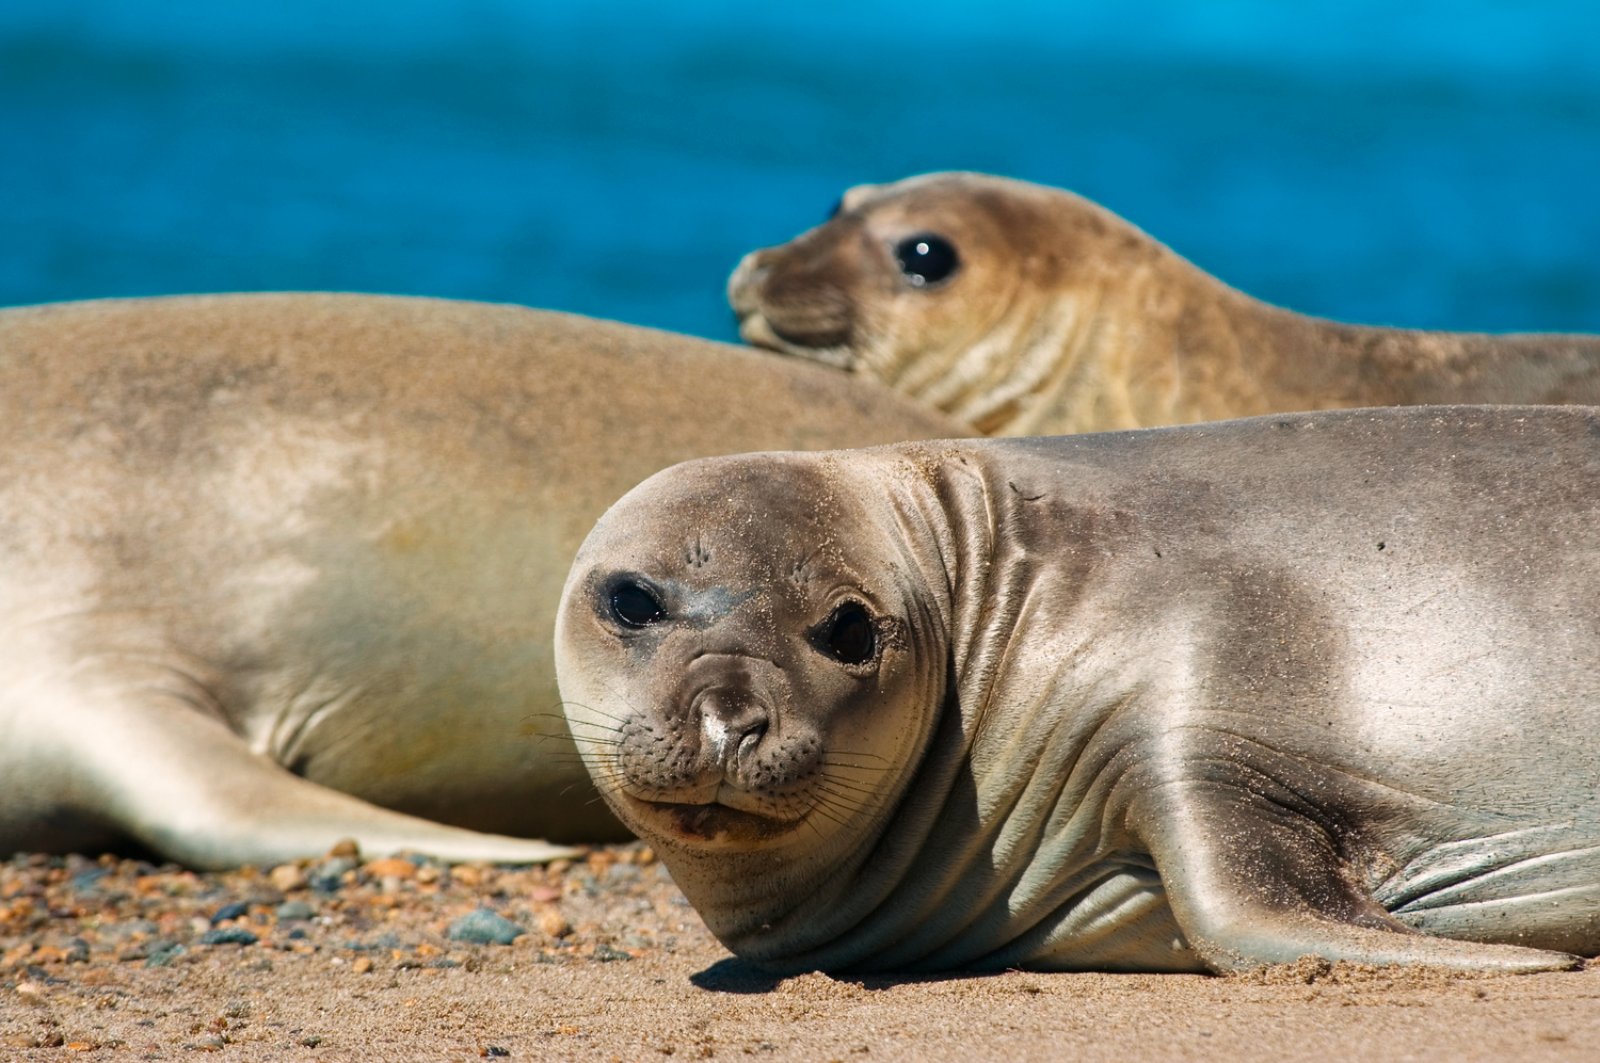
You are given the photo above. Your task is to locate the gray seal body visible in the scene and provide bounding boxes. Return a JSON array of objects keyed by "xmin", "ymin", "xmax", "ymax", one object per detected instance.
[
  {"xmin": 557, "ymin": 405, "xmax": 1600, "ymax": 973},
  {"xmin": 0, "ymin": 293, "xmax": 964, "ymax": 868}
]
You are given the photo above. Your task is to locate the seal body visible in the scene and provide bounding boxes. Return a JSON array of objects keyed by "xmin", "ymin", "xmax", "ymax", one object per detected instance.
[
  {"xmin": 0, "ymin": 293, "xmax": 963, "ymax": 869},
  {"xmin": 557, "ymin": 405, "xmax": 1600, "ymax": 973},
  {"xmin": 729, "ymin": 172, "xmax": 1600, "ymax": 435}
]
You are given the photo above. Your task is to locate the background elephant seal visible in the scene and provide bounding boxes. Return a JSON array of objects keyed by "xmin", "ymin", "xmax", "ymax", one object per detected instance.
[
  {"xmin": 729, "ymin": 172, "xmax": 1600, "ymax": 435},
  {"xmin": 557, "ymin": 404, "xmax": 1600, "ymax": 974},
  {"xmin": 0, "ymin": 292, "xmax": 963, "ymax": 870}
]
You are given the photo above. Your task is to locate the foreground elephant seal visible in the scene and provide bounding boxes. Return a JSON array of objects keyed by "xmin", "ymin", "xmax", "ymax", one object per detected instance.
[
  {"xmin": 0, "ymin": 293, "xmax": 962, "ymax": 869},
  {"xmin": 729, "ymin": 172, "xmax": 1600, "ymax": 434},
  {"xmin": 557, "ymin": 405, "xmax": 1600, "ymax": 974}
]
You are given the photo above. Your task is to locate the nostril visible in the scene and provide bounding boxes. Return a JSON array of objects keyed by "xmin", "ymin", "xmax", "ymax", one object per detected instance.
[
  {"xmin": 723, "ymin": 705, "xmax": 768, "ymax": 744},
  {"xmin": 735, "ymin": 724, "xmax": 765, "ymax": 764}
]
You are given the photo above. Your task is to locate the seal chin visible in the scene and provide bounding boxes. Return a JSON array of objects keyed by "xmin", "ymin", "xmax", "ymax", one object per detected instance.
[
  {"xmin": 631, "ymin": 798, "xmax": 807, "ymax": 850},
  {"xmin": 734, "ymin": 309, "xmax": 781, "ymax": 350}
]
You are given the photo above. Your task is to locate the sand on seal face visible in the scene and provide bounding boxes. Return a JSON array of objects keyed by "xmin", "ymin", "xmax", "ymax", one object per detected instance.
[{"xmin": 2, "ymin": 843, "xmax": 1597, "ymax": 1061}]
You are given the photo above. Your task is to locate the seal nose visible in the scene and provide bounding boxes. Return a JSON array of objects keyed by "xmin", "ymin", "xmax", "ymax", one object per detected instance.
[
  {"xmin": 697, "ymin": 688, "xmax": 770, "ymax": 770},
  {"xmin": 727, "ymin": 250, "xmax": 770, "ymax": 318}
]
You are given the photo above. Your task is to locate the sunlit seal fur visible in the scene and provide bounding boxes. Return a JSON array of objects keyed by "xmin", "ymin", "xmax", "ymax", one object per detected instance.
[
  {"xmin": 0, "ymin": 292, "xmax": 963, "ymax": 870},
  {"xmin": 729, "ymin": 171, "xmax": 1600, "ymax": 434},
  {"xmin": 557, "ymin": 405, "xmax": 1600, "ymax": 974}
]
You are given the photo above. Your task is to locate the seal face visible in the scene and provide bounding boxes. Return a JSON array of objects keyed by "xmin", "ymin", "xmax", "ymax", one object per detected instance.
[
  {"xmin": 0, "ymin": 293, "xmax": 964, "ymax": 869},
  {"xmin": 558, "ymin": 406, "xmax": 1600, "ymax": 975},
  {"xmin": 557, "ymin": 456, "xmax": 944, "ymax": 861},
  {"xmin": 730, "ymin": 172, "xmax": 1600, "ymax": 435}
]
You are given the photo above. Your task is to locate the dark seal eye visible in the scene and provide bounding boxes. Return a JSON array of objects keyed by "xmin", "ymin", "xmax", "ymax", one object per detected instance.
[
  {"xmin": 893, "ymin": 233, "xmax": 959, "ymax": 288},
  {"xmin": 608, "ymin": 579, "xmax": 665, "ymax": 629},
  {"xmin": 816, "ymin": 601, "xmax": 876, "ymax": 666}
]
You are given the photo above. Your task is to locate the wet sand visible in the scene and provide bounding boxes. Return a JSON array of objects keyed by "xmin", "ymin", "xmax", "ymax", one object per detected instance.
[{"xmin": 4, "ymin": 844, "xmax": 1597, "ymax": 1061}]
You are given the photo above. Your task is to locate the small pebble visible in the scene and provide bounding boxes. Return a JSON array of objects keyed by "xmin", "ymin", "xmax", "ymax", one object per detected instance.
[
  {"xmin": 275, "ymin": 900, "xmax": 316, "ymax": 921},
  {"xmin": 144, "ymin": 943, "xmax": 187, "ymax": 968},
  {"xmin": 364, "ymin": 857, "xmax": 416, "ymax": 880},
  {"xmin": 535, "ymin": 907, "xmax": 572, "ymax": 939},
  {"xmin": 446, "ymin": 908, "xmax": 525, "ymax": 946},
  {"xmin": 200, "ymin": 928, "xmax": 260, "ymax": 947},
  {"xmin": 269, "ymin": 864, "xmax": 308, "ymax": 892},
  {"xmin": 210, "ymin": 901, "xmax": 250, "ymax": 924},
  {"xmin": 309, "ymin": 857, "xmax": 359, "ymax": 893}
]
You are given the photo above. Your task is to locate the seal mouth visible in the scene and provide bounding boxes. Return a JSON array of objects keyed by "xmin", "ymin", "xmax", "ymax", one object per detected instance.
[
  {"xmin": 636, "ymin": 799, "xmax": 804, "ymax": 847},
  {"xmin": 765, "ymin": 315, "xmax": 856, "ymax": 361},
  {"xmin": 739, "ymin": 311, "xmax": 859, "ymax": 370}
]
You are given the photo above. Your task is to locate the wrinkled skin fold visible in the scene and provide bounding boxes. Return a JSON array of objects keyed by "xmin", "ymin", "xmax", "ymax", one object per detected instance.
[{"xmin": 558, "ymin": 405, "xmax": 1600, "ymax": 974}]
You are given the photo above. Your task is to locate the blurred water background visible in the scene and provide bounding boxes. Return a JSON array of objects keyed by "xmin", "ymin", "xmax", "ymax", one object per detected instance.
[{"xmin": 3, "ymin": 1, "xmax": 1597, "ymax": 342}]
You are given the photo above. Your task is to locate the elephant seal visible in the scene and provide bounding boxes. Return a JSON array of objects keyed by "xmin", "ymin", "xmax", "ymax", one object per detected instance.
[
  {"xmin": 0, "ymin": 292, "xmax": 964, "ymax": 870},
  {"xmin": 729, "ymin": 172, "xmax": 1600, "ymax": 435},
  {"xmin": 557, "ymin": 404, "xmax": 1600, "ymax": 974}
]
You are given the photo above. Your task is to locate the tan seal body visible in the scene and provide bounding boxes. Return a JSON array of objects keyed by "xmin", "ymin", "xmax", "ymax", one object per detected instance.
[
  {"xmin": 557, "ymin": 405, "xmax": 1600, "ymax": 974},
  {"xmin": 0, "ymin": 292, "xmax": 964, "ymax": 869},
  {"xmin": 729, "ymin": 172, "xmax": 1600, "ymax": 434}
]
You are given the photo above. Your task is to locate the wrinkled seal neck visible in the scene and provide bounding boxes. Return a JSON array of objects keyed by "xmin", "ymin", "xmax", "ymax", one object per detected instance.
[{"xmin": 667, "ymin": 448, "xmax": 1042, "ymax": 967}]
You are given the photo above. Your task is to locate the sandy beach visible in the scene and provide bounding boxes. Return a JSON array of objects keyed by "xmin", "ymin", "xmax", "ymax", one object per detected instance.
[{"xmin": 3, "ymin": 843, "xmax": 1597, "ymax": 1061}]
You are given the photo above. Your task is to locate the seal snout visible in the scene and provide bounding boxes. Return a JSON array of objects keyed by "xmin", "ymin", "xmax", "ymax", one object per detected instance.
[
  {"xmin": 727, "ymin": 238, "xmax": 858, "ymax": 362},
  {"xmin": 727, "ymin": 250, "xmax": 770, "ymax": 322},
  {"xmin": 693, "ymin": 686, "xmax": 772, "ymax": 776}
]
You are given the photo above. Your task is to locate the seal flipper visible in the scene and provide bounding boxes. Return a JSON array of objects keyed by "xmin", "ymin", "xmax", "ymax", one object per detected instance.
[
  {"xmin": 1127, "ymin": 783, "xmax": 1581, "ymax": 974},
  {"xmin": 49, "ymin": 693, "xmax": 580, "ymax": 870}
]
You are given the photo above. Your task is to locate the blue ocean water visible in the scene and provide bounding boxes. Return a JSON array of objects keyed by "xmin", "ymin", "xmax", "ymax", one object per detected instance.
[{"xmin": 3, "ymin": 1, "xmax": 1597, "ymax": 342}]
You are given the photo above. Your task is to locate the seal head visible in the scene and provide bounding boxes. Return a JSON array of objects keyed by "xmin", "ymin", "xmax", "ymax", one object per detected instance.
[
  {"xmin": 728, "ymin": 172, "xmax": 1160, "ymax": 433},
  {"xmin": 731, "ymin": 172, "xmax": 1600, "ymax": 435},
  {"xmin": 556, "ymin": 453, "xmax": 947, "ymax": 872}
]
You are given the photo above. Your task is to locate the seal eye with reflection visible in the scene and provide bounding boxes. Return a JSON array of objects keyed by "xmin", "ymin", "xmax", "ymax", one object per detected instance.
[
  {"xmin": 608, "ymin": 579, "xmax": 665, "ymax": 629},
  {"xmin": 815, "ymin": 601, "xmax": 877, "ymax": 666},
  {"xmin": 893, "ymin": 233, "xmax": 959, "ymax": 288}
]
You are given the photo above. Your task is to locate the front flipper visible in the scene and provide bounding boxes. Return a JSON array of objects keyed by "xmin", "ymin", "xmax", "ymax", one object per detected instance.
[
  {"xmin": 1127, "ymin": 782, "xmax": 1580, "ymax": 974},
  {"xmin": 47, "ymin": 693, "xmax": 581, "ymax": 870}
]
